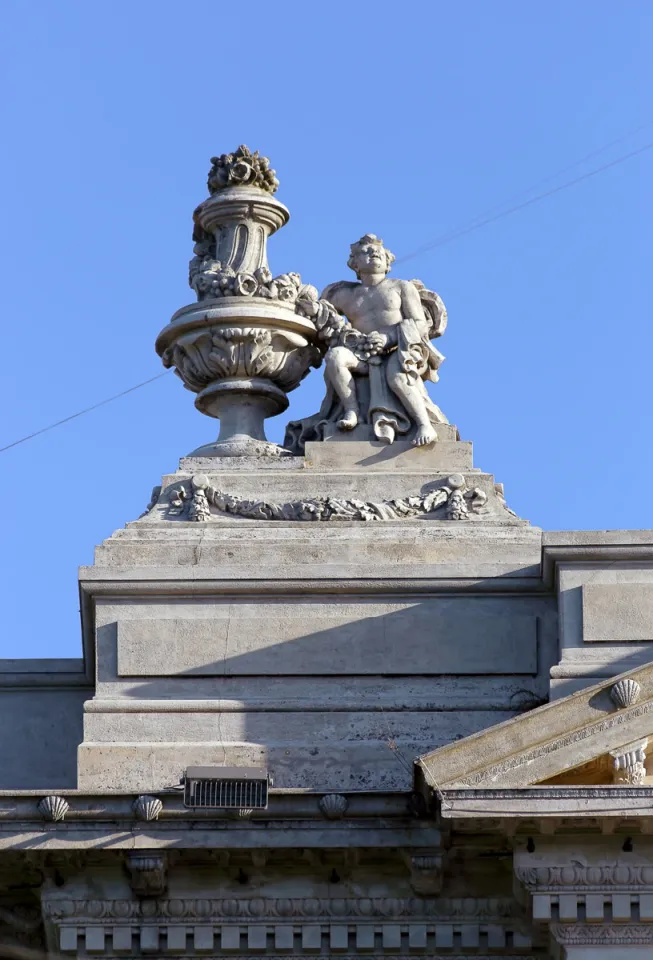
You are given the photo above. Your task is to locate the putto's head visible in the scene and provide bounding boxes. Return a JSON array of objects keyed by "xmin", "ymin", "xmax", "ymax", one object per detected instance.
[{"xmin": 347, "ymin": 234, "xmax": 395, "ymax": 278}]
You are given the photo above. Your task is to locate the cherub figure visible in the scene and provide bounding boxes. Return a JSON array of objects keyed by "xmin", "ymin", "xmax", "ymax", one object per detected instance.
[{"xmin": 285, "ymin": 234, "xmax": 448, "ymax": 451}]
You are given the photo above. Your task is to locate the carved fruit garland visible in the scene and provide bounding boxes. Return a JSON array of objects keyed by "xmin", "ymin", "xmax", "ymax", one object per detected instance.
[{"xmin": 167, "ymin": 474, "xmax": 488, "ymax": 523}]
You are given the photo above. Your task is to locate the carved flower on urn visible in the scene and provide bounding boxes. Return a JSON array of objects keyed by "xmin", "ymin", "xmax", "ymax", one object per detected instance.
[
  {"xmin": 232, "ymin": 273, "xmax": 258, "ymax": 296},
  {"xmin": 231, "ymin": 159, "xmax": 255, "ymax": 183}
]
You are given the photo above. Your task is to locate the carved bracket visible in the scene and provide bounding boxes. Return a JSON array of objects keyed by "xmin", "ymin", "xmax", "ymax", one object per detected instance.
[
  {"xmin": 126, "ymin": 853, "xmax": 167, "ymax": 897},
  {"xmin": 403, "ymin": 851, "xmax": 443, "ymax": 895}
]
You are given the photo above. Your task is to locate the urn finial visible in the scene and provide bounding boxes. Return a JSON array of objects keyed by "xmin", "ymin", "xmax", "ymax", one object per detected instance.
[{"xmin": 155, "ymin": 148, "xmax": 325, "ymax": 458}]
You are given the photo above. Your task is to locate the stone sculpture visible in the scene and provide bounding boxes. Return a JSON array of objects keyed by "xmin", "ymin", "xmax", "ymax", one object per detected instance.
[
  {"xmin": 155, "ymin": 147, "xmax": 327, "ymax": 457},
  {"xmin": 285, "ymin": 234, "xmax": 448, "ymax": 452}
]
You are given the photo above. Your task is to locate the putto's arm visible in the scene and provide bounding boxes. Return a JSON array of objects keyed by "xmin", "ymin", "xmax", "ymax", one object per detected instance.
[
  {"xmin": 400, "ymin": 280, "xmax": 430, "ymax": 337},
  {"xmin": 320, "ymin": 281, "xmax": 355, "ymax": 313}
]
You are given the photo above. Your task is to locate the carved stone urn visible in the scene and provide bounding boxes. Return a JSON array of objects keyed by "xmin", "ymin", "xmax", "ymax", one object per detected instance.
[{"xmin": 155, "ymin": 146, "xmax": 324, "ymax": 457}]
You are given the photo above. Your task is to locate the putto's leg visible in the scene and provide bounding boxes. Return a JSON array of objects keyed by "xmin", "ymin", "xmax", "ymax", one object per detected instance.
[
  {"xmin": 325, "ymin": 347, "xmax": 364, "ymax": 431},
  {"xmin": 385, "ymin": 357, "xmax": 438, "ymax": 447}
]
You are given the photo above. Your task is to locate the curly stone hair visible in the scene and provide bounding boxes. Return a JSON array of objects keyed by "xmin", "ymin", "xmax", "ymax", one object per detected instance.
[{"xmin": 347, "ymin": 234, "xmax": 396, "ymax": 278}]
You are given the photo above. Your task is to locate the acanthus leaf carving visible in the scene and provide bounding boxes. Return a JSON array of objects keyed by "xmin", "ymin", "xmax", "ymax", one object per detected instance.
[
  {"xmin": 162, "ymin": 325, "xmax": 321, "ymax": 397},
  {"xmin": 610, "ymin": 737, "xmax": 648, "ymax": 784}
]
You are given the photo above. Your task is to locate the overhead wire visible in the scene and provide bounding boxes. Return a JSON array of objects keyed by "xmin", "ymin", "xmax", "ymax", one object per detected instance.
[
  {"xmin": 0, "ymin": 371, "xmax": 171, "ymax": 454},
  {"xmin": 395, "ymin": 118, "xmax": 653, "ymax": 262},
  {"xmin": 395, "ymin": 138, "xmax": 653, "ymax": 265},
  {"xmin": 1, "ymin": 125, "xmax": 651, "ymax": 455}
]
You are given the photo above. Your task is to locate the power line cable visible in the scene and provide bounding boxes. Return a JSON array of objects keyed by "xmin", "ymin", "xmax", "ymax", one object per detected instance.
[
  {"xmin": 397, "ymin": 119, "xmax": 653, "ymax": 255},
  {"xmin": 0, "ymin": 371, "xmax": 170, "ymax": 454},
  {"xmin": 2, "ymin": 128, "xmax": 652, "ymax": 455},
  {"xmin": 396, "ymin": 138, "xmax": 653, "ymax": 265}
]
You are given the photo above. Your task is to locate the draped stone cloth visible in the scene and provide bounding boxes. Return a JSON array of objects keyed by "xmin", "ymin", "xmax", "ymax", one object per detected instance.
[{"xmin": 285, "ymin": 318, "xmax": 448, "ymax": 454}]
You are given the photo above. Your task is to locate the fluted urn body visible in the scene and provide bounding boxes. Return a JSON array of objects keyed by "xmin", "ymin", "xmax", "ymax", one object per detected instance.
[{"xmin": 155, "ymin": 147, "xmax": 323, "ymax": 457}]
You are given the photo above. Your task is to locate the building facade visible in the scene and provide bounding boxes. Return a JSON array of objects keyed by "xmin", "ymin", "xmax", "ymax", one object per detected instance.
[{"xmin": 0, "ymin": 148, "xmax": 651, "ymax": 960}]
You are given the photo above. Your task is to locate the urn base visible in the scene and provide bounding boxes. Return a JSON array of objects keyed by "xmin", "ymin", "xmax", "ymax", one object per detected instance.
[{"xmin": 191, "ymin": 377, "xmax": 289, "ymax": 458}]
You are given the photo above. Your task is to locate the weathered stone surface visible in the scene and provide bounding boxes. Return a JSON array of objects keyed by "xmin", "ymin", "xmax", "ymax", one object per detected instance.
[
  {"xmin": 542, "ymin": 534, "xmax": 653, "ymax": 697},
  {"xmin": 114, "ymin": 600, "xmax": 540, "ymax": 677},
  {"xmin": 4, "ymin": 145, "xmax": 653, "ymax": 960},
  {"xmin": 78, "ymin": 705, "xmax": 517, "ymax": 792},
  {"xmin": 304, "ymin": 437, "xmax": 473, "ymax": 471},
  {"xmin": 582, "ymin": 582, "xmax": 653, "ymax": 642},
  {"xmin": 76, "ymin": 410, "xmax": 550, "ymax": 793},
  {"xmin": 0, "ymin": 683, "xmax": 88, "ymax": 788}
]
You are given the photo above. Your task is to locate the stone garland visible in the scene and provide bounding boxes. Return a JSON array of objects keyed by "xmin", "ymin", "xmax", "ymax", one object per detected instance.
[
  {"xmin": 167, "ymin": 474, "xmax": 488, "ymax": 523},
  {"xmin": 188, "ymin": 248, "xmax": 388, "ymax": 363}
]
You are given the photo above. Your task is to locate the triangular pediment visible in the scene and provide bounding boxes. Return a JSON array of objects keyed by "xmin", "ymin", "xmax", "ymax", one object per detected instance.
[{"xmin": 417, "ymin": 662, "xmax": 653, "ymax": 788}]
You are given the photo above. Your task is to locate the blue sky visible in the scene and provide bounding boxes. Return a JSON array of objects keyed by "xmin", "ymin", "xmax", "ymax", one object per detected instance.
[{"xmin": 0, "ymin": 2, "xmax": 651, "ymax": 656}]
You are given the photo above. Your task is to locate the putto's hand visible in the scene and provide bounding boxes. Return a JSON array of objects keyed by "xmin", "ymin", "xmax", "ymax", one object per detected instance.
[{"xmin": 366, "ymin": 332, "xmax": 388, "ymax": 352}]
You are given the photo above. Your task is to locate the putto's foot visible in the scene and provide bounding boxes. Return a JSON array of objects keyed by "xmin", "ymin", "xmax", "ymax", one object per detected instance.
[
  {"xmin": 413, "ymin": 425, "xmax": 438, "ymax": 447},
  {"xmin": 338, "ymin": 410, "xmax": 359, "ymax": 431}
]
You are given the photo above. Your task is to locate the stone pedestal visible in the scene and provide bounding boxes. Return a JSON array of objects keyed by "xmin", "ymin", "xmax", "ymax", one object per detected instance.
[{"xmin": 77, "ymin": 426, "xmax": 555, "ymax": 794}]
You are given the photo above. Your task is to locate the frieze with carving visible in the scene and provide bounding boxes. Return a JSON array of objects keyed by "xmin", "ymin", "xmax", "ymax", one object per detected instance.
[
  {"xmin": 166, "ymin": 473, "xmax": 490, "ymax": 522},
  {"xmin": 516, "ymin": 863, "xmax": 653, "ymax": 891},
  {"xmin": 459, "ymin": 697, "xmax": 653, "ymax": 786},
  {"xmin": 43, "ymin": 896, "xmax": 517, "ymax": 920},
  {"xmin": 551, "ymin": 923, "xmax": 653, "ymax": 946}
]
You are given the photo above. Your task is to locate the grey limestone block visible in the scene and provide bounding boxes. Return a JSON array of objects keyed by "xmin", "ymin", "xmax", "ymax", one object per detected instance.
[
  {"xmin": 582, "ymin": 582, "xmax": 653, "ymax": 642},
  {"xmin": 113, "ymin": 599, "xmax": 543, "ymax": 677},
  {"xmin": 303, "ymin": 438, "xmax": 473, "ymax": 471}
]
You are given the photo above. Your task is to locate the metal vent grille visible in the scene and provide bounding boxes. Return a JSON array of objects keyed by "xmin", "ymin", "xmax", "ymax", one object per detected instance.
[{"xmin": 183, "ymin": 766, "xmax": 268, "ymax": 809}]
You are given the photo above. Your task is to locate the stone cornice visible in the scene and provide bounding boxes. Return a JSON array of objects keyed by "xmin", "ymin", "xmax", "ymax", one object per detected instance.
[
  {"xmin": 79, "ymin": 573, "xmax": 547, "ymax": 594},
  {"xmin": 43, "ymin": 896, "xmax": 518, "ymax": 921},
  {"xmin": 42, "ymin": 894, "xmax": 536, "ymax": 957},
  {"xmin": 541, "ymin": 531, "xmax": 653, "ymax": 587},
  {"xmin": 436, "ymin": 785, "xmax": 653, "ymax": 822},
  {"xmin": 0, "ymin": 789, "xmax": 414, "ymax": 815}
]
